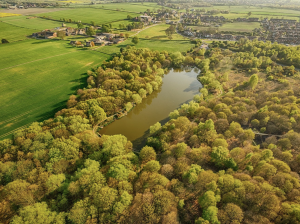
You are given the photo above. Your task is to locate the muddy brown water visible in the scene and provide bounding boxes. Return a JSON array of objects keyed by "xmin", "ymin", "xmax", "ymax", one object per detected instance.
[{"xmin": 99, "ymin": 68, "xmax": 202, "ymax": 149}]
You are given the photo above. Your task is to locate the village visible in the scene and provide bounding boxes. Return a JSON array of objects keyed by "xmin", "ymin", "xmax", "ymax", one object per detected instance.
[{"xmin": 179, "ymin": 14, "xmax": 300, "ymax": 45}]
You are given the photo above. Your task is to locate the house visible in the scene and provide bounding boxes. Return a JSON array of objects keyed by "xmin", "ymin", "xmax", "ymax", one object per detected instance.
[
  {"xmin": 235, "ymin": 35, "xmax": 246, "ymax": 41},
  {"xmin": 223, "ymin": 34, "xmax": 234, "ymax": 40},
  {"xmin": 213, "ymin": 33, "xmax": 223, "ymax": 39},
  {"xmin": 113, "ymin": 38, "xmax": 124, "ymax": 44},
  {"xmin": 248, "ymin": 18, "xmax": 259, "ymax": 22},
  {"xmin": 32, "ymin": 30, "xmax": 57, "ymax": 39},
  {"xmin": 102, "ymin": 33, "xmax": 116, "ymax": 39}
]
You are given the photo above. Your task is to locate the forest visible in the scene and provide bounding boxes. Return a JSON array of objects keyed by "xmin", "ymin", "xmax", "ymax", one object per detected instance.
[{"xmin": 1, "ymin": 42, "xmax": 300, "ymax": 224}]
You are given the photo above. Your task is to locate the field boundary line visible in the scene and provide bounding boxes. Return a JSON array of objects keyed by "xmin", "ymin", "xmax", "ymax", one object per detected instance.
[{"xmin": 0, "ymin": 51, "xmax": 78, "ymax": 71}]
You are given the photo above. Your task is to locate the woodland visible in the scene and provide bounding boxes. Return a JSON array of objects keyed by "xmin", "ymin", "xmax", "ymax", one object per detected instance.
[{"xmin": 1, "ymin": 40, "xmax": 300, "ymax": 224}]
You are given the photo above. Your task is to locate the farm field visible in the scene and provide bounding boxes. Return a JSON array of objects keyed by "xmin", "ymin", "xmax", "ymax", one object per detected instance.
[
  {"xmin": 98, "ymin": 2, "xmax": 163, "ymax": 13},
  {"xmin": 35, "ymin": 8, "xmax": 139, "ymax": 25},
  {"xmin": 219, "ymin": 22, "xmax": 260, "ymax": 32},
  {"xmin": 191, "ymin": 22, "xmax": 260, "ymax": 33},
  {"xmin": 1, "ymin": 16, "xmax": 77, "ymax": 30},
  {"xmin": 136, "ymin": 24, "xmax": 186, "ymax": 40},
  {"xmin": 194, "ymin": 5, "xmax": 300, "ymax": 20},
  {"xmin": 0, "ymin": 39, "xmax": 110, "ymax": 139},
  {"xmin": 0, "ymin": 22, "xmax": 37, "ymax": 42},
  {"xmin": 0, "ymin": 8, "xmax": 70, "ymax": 15}
]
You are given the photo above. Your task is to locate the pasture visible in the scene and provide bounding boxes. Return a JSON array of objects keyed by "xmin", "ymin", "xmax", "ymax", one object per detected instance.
[
  {"xmin": 219, "ymin": 22, "xmax": 260, "ymax": 32},
  {"xmin": 0, "ymin": 22, "xmax": 37, "ymax": 42},
  {"xmin": 0, "ymin": 39, "xmax": 110, "ymax": 139},
  {"xmin": 194, "ymin": 5, "xmax": 300, "ymax": 20},
  {"xmin": 98, "ymin": 2, "xmax": 163, "ymax": 13},
  {"xmin": 136, "ymin": 24, "xmax": 188, "ymax": 40},
  {"xmin": 35, "ymin": 8, "xmax": 139, "ymax": 25},
  {"xmin": 1, "ymin": 16, "xmax": 76, "ymax": 30}
]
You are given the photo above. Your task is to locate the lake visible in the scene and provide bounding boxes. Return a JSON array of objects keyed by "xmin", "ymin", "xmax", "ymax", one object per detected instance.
[{"xmin": 99, "ymin": 68, "xmax": 202, "ymax": 148}]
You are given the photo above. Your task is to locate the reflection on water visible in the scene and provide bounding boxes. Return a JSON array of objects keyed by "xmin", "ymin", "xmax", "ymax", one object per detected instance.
[{"xmin": 99, "ymin": 68, "xmax": 202, "ymax": 149}]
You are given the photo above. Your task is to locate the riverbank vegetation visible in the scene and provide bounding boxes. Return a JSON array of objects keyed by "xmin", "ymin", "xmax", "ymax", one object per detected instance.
[{"xmin": 2, "ymin": 38, "xmax": 300, "ymax": 224}]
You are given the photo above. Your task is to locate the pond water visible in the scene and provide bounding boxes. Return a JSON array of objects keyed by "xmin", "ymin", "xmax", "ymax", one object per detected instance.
[{"xmin": 99, "ymin": 68, "xmax": 202, "ymax": 148}]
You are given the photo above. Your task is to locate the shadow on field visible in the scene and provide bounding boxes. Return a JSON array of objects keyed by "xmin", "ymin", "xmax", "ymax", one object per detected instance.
[
  {"xmin": 70, "ymin": 72, "xmax": 89, "ymax": 91},
  {"xmin": 36, "ymin": 100, "xmax": 68, "ymax": 122},
  {"xmin": 31, "ymin": 39, "xmax": 60, "ymax": 44},
  {"xmin": 36, "ymin": 72, "xmax": 88, "ymax": 122}
]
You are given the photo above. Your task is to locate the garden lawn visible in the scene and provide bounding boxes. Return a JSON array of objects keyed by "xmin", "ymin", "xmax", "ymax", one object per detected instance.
[
  {"xmin": 35, "ymin": 8, "xmax": 139, "ymax": 25},
  {"xmin": 0, "ymin": 22, "xmax": 37, "ymax": 42},
  {"xmin": 1, "ymin": 16, "xmax": 77, "ymax": 30},
  {"xmin": 0, "ymin": 39, "xmax": 110, "ymax": 139}
]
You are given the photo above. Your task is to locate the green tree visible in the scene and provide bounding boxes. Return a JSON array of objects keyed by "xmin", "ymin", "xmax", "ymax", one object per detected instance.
[
  {"xmin": 88, "ymin": 105, "xmax": 106, "ymax": 125},
  {"xmin": 144, "ymin": 160, "xmax": 161, "ymax": 172},
  {"xmin": 150, "ymin": 122, "xmax": 161, "ymax": 135},
  {"xmin": 11, "ymin": 202, "xmax": 65, "ymax": 224},
  {"xmin": 77, "ymin": 23, "xmax": 84, "ymax": 29},
  {"xmin": 139, "ymin": 146, "xmax": 156, "ymax": 163},
  {"xmin": 132, "ymin": 94, "xmax": 142, "ymax": 104},
  {"xmin": 199, "ymin": 191, "xmax": 220, "ymax": 209},
  {"xmin": 1, "ymin": 39, "xmax": 9, "ymax": 44},
  {"xmin": 107, "ymin": 164, "xmax": 129, "ymax": 181},
  {"xmin": 132, "ymin": 36, "xmax": 139, "ymax": 45},
  {"xmin": 202, "ymin": 206, "xmax": 220, "ymax": 224},
  {"xmin": 86, "ymin": 26, "xmax": 96, "ymax": 36},
  {"xmin": 57, "ymin": 31, "xmax": 66, "ymax": 40},
  {"xmin": 248, "ymin": 74, "xmax": 258, "ymax": 90}
]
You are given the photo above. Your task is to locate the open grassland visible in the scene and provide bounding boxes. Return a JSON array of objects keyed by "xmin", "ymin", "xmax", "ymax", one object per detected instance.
[
  {"xmin": 1, "ymin": 16, "xmax": 77, "ymax": 30},
  {"xmin": 35, "ymin": 8, "xmax": 139, "ymax": 25},
  {"xmin": 0, "ymin": 22, "xmax": 37, "ymax": 42},
  {"xmin": 0, "ymin": 39, "xmax": 110, "ymax": 139}
]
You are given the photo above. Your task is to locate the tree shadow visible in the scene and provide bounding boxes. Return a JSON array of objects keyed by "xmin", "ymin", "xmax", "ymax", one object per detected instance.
[{"xmin": 36, "ymin": 99, "xmax": 68, "ymax": 122}]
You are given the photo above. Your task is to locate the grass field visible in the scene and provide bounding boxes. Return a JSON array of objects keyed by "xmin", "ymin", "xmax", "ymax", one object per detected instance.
[
  {"xmin": 192, "ymin": 22, "xmax": 260, "ymax": 33},
  {"xmin": 0, "ymin": 39, "xmax": 110, "ymax": 139},
  {"xmin": 0, "ymin": 22, "xmax": 37, "ymax": 42},
  {"xmin": 35, "ymin": 8, "xmax": 139, "ymax": 25},
  {"xmin": 219, "ymin": 22, "xmax": 260, "ymax": 32},
  {"xmin": 1, "ymin": 16, "xmax": 77, "ymax": 30},
  {"xmin": 97, "ymin": 2, "xmax": 163, "ymax": 13},
  {"xmin": 193, "ymin": 5, "xmax": 300, "ymax": 20},
  {"xmin": 136, "ymin": 24, "xmax": 188, "ymax": 41}
]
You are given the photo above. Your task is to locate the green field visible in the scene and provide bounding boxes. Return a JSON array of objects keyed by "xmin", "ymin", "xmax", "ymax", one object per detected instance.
[
  {"xmin": 1, "ymin": 16, "xmax": 77, "ymax": 30},
  {"xmin": 0, "ymin": 39, "xmax": 110, "ymax": 139},
  {"xmin": 35, "ymin": 8, "xmax": 139, "ymax": 25},
  {"xmin": 97, "ymin": 2, "xmax": 164, "ymax": 13},
  {"xmin": 192, "ymin": 22, "xmax": 260, "ymax": 33},
  {"xmin": 136, "ymin": 24, "xmax": 187, "ymax": 40},
  {"xmin": 0, "ymin": 22, "xmax": 37, "ymax": 42},
  {"xmin": 193, "ymin": 5, "xmax": 300, "ymax": 20}
]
